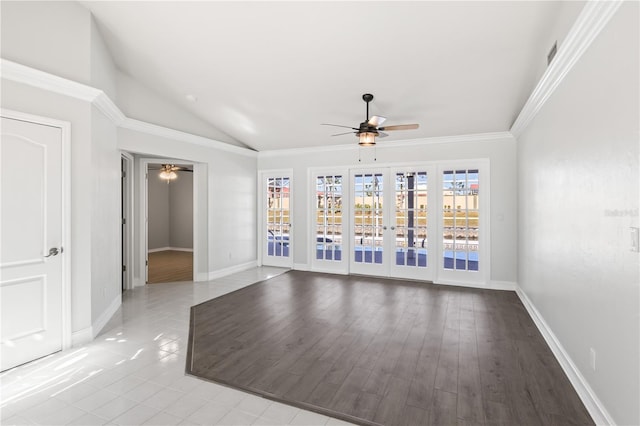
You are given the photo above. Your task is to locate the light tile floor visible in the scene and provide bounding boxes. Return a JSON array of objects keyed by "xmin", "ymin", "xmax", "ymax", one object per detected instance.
[{"xmin": 1, "ymin": 267, "xmax": 354, "ymax": 426}]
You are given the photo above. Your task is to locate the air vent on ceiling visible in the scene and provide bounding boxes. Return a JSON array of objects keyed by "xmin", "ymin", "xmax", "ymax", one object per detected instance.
[{"xmin": 547, "ymin": 41, "xmax": 558, "ymax": 65}]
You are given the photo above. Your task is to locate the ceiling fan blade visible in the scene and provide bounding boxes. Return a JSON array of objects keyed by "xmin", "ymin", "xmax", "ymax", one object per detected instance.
[
  {"xmin": 378, "ymin": 124, "xmax": 419, "ymax": 131},
  {"xmin": 331, "ymin": 131, "xmax": 356, "ymax": 137},
  {"xmin": 321, "ymin": 123, "xmax": 358, "ymax": 130},
  {"xmin": 377, "ymin": 132, "xmax": 389, "ymax": 138},
  {"xmin": 368, "ymin": 115, "xmax": 386, "ymax": 127}
]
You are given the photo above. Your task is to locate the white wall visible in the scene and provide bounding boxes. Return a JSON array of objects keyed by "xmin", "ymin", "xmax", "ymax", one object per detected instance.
[
  {"xmin": 90, "ymin": 107, "xmax": 121, "ymax": 326},
  {"xmin": 517, "ymin": 3, "xmax": 639, "ymax": 425},
  {"xmin": 258, "ymin": 134, "xmax": 518, "ymax": 285},
  {"xmin": 119, "ymin": 128, "xmax": 257, "ymax": 282},
  {"xmin": 116, "ymin": 71, "xmax": 242, "ymax": 148},
  {"xmin": 147, "ymin": 171, "xmax": 170, "ymax": 250},
  {"xmin": 169, "ymin": 171, "xmax": 194, "ymax": 249},
  {"xmin": 90, "ymin": 16, "xmax": 117, "ymax": 101},
  {"xmin": 147, "ymin": 168, "xmax": 194, "ymax": 250},
  {"xmin": 0, "ymin": 1, "xmax": 91, "ymax": 85}
]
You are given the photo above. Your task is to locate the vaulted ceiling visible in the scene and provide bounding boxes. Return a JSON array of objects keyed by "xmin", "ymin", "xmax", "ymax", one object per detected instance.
[{"xmin": 81, "ymin": 1, "xmax": 581, "ymax": 152}]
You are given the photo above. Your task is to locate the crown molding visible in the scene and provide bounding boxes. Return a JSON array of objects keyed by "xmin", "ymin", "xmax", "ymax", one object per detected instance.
[
  {"xmin": 1, "ymin": 59, "xmax": 101, "ymax": 102},
  {"xmin": 258, "ymin": 131, "xmax": 514, "ymax": 158},
  {"xmin": 510, "ymin": 0, "xmax": 624, "ymax": 138},
  {"xmin": 121, "ymin": 118, "xmax": 257, "ymax": 157},
  {"xmin": 0, "ymin": 58, "xmax": 257, "ymax": 158},
  {"xmin": 93, "ymin": 91, "xmax": 126, "ymax": 126}
]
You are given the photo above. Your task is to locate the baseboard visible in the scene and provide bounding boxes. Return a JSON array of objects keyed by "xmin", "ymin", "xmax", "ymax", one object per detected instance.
[
  {"xmin": 195, "ymin": 272, "xmax": 209, "ymax": 282},
  {"xmin": 148, "ymin": 247, "xmax": 193, "ymax": 253},
  {"xmin": 208, "ymin": 260, "xmax": 258, "ymax": 281},
  {"xmin": 434, "ymin": 278, "xmax": 516, "ymax": 291},
  {"xmin": 71, "ymin": 327, "xmax": 93, "ymax": 347},
  {"xmin": 487, "ymin": 280, "xmax": 518, "ymax": 291},
  {"xmin": 133, "ymin": 277, "xmax": 145, "ymax": 288},
  {"xmin": 293, "ymin": 263, "xmax": 310, "ymax": 271},
  {"xmin": 515, "ymin": 287, "xmax": 615, "ymax": 425},
  {"xmin": 91, "ymin": 294, "xmax": 122, "ymax": 339}
]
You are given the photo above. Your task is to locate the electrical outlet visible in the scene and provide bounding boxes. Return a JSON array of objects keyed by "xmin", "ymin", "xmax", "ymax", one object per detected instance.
[{"xmin": 590, "ymin": 348, "xmax": 596, "ymax": 371}]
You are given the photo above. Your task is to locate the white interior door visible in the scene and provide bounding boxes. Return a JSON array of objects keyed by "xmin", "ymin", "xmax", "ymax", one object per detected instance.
[
  {"xmin": 262, "ymin": 172, "xmax": 293, "ymax": 268},
  {"xmin": 1, "ymin": 116, "xmax": 65, "ymax": 371}
]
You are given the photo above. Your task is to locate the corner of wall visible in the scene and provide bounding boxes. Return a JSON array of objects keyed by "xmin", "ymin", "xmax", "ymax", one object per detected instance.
[{"xmin": 515, "ymin": 286, "xmax": 615, "ymax": 425}]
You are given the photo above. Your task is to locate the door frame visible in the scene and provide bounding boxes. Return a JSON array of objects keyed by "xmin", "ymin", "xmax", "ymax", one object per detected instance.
[
  {"xmin": 121, "ymin": 152, "xmax": 134, "ymax": 291},
  {"xmin": 139, "ymin": 158, "xmax": 199, "ymax": 283},
  {"xmin": 258, "ymin": 169, "xmax": 294, "ymax": 268},
  {"xmin": 1, "ymin": 109, "xmax": 72, "ymax": 351}
]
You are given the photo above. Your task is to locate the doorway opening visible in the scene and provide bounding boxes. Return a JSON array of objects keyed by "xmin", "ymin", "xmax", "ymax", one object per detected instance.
[{"xmin": 145, "ymin": 161, "xmax": 195, "ymax": 283}]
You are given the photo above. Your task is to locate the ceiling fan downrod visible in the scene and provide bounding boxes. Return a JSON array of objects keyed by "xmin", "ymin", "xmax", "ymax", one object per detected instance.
[{"xmin": 362, "ymin": 93, "xmax": 374, "ymax": 121}]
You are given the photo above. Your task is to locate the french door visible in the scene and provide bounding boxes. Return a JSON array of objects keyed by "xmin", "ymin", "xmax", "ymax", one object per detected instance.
[
  {"xmin": 261, "ymin": 171, "xmax": 293, "ymax": 268},
  {"xmin": 349, "ymin": 167, "xmax": 436, "ymax": 281}
]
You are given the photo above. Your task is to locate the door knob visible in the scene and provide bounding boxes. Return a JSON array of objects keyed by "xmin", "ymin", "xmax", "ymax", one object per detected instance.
[{"xmin": 44, "ymin": 247, "xmax": 62, "ymax": 258}]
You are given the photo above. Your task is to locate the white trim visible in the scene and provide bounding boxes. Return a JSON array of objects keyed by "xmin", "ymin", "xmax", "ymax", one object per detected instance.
[
  {"xmin": 510, "ymin": 1, "xmax": 623, "ymax": 137},
  {"xmin": 0, "ymin": 59, "xmax": 101, "ymax": 102},
  {"xmin": 293, "ymin": 263, "xmax": 311, "ymax": 272},
  {"xmin": 147, "ymin": 247, "xmax": 194, "ymax": 253},
  {"xmin": 516, "ymin": 287, "xmax": 614, "ymax": 426},
  {"xmin": 0, "ymin": 109, "xmax": 73, "ymax": 353},
  {"xmin": 0, "ymin": 59, "xmax": 257, "ymax": 157},
  {"xmin": 91, "ymin": 294, "xmax": 122, "ymax": 339},
  {"xmin": 121, "ymin": 152, "xmax": 135, "ymax": 291},
  {"xmin": 487, "ymin": 280, "xmax": 517, "ymax": 291},
  {"xmin": 120, "ymin": 117, "xmax": 256, "ymax": 157},
  {"xmin": 95, "ymin": 92, "xmax": 125, "ymax": 126},
  {"xmin": 258, "ymin": 132, "xmax": 513, "ymax": 158},
  {"xmin": 71, "ymin": 328, "xmax": 92, "ymax": 347},
  {"xmin": 208, "ymin": 260, "xmax": 259, "ymax": 281}
]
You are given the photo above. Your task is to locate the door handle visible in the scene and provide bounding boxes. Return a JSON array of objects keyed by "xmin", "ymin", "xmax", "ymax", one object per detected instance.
[
  {"xmin": 390, "ymin": 226, "xmax": 396, "ymax": 230},
  {"xmin": 44, "ymin": 247, "xmax": 62, "ymax": 258}
]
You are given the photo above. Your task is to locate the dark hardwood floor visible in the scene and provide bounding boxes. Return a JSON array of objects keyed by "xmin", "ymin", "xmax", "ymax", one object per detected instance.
[{"xmin": 186, "ymin": 271, "xmax": 593, "ymax": 426}]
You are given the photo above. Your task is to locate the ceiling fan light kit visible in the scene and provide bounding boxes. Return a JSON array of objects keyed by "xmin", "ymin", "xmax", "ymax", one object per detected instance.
[
  {"xmin": 358, "ymin": 132, "xmax": 377, "ymax": 146},
  {"xmin": 159, "ymin": 164, "xmax": 178, "ymax": 182},
  {"xmin": 322, "ymin": 93, "xmax": 419, "ymax": 147}
]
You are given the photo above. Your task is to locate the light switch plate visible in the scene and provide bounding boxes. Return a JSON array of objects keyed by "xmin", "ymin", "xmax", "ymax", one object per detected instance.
[{"xmin": 631, "ymin": 227, "xmax": 639, "ymax": 252}]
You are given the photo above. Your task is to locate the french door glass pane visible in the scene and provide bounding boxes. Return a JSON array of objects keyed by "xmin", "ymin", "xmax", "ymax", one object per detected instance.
[
  {"xmin": 353, "ymin": 173, "xmax": 384, "ymax": 264},
  {"xmin": 443, "ymin": 169, "xmax": 479, "ymax": 271},
  {"xmin": 316, "ymin": 175, "xmax": 343, "ymax": 261},
  {"xmin": 266, "ymin": 177, "xmax": 290, "ymax": 258},
  {"xmin": 395, "ymin": 172, "xmax": 428, "ymax": 268}
]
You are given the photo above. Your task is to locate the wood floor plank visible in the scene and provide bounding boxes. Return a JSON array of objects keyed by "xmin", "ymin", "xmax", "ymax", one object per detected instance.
[
  {"xmin": 187, "ymin": 271, "xmax": 594, "ymax": 426},
  {"xmin": 147, "ymin": 250, "xmax": 193, "ymax": 283}
]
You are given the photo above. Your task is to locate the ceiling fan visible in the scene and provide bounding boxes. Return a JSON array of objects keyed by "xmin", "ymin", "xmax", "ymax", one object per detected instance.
[
  {"xmin": 148, "ymin": 164, "xmax": 192, "ymax": 181},
  {"xmin": 322, "ymin": 93, "xmax": 419, "ymax": 146}
]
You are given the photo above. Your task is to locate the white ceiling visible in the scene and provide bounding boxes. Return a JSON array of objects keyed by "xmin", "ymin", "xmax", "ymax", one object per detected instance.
[{"xmin": 82, "ymin": 1, "xmax": 571, "ymax": 152}]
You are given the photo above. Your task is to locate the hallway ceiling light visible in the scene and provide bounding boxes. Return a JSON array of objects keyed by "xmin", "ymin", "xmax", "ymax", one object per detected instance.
[{"xmin": 159, "ymin": 164, "xmax": 178, "ymax": 181}]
